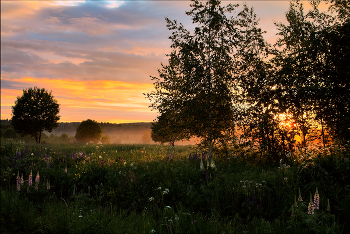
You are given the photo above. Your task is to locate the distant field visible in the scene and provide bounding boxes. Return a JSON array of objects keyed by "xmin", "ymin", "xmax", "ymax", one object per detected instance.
[{"xmin": 1, "ymin": 141, "xmax": 349, "ymax": 233}]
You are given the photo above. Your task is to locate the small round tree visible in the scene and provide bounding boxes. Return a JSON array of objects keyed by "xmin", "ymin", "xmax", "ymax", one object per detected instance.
[
  {"xmin": 75, "ymin": 119, "xmax": 102, "ymax": 143},
  {"xmin": 101, "ymin": 135, "xmax": 110, "ymax": 144},
  {"xmin": 11, "ymin": 87, "xmax": 60, "ymax": 143},
  {"xmin": 4, "ymin": 127, "xmax": 19, "ymax": 139},
  {"xmin": 59, "ymin": 133, "xmax": 70, "ymax": 144}
]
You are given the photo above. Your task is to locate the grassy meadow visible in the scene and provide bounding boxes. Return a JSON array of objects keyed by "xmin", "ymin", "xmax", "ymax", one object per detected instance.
[{"xmin": 1, "ymin": 140, "xmax": 349, "ymax": 234}]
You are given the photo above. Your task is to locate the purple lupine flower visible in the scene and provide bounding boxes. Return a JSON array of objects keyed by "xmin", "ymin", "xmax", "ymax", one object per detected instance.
[
  {"xmin": 35, "ymin": 171, "xmax": 40, "ymax": 191},
  {"xmin": 314, "ymin": 188, "xmax": 320, "ymax": 210},
  {"xmin": 28, "ymin": 170, "xmax": 33, "ymax": 186},
  {"xmin": 35, "ymin": 171, "xmax": 40, "ymax": 183},
  {"xmin": 308, "ymin": 194, "xmax": 314, "ymax": 215},
  {"xmin": 16, "ymin": 172, "xmax": 20, "ymax": 191},
  {"xmin": 188, "ymin": 153, "xmax": 192, "ymax": 161}
]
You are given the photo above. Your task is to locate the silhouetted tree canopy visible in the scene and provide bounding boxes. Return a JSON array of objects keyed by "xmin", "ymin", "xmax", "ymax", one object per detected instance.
[
  {"xmin": 75, "ymin": 119, "xmax": 102, "ymax": 143},
  {"xmin": 11, "ymin": 87, "xmax": 60, "ymax": 144},
  {"xmin": 147, "ymin": 0, "xmax": 264, "ymax": 156},
  {"xmin": 271, "ymin": 0, "xmax": 350, "ymax": 145}
]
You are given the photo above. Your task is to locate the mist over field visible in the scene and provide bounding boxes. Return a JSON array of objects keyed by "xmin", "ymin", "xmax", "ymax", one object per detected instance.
[{"xmin": 46, "ymin": 121, "xmax": 198, "ymax": 145}]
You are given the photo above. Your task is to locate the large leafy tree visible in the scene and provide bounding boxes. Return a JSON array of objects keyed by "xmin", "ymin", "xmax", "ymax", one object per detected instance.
[
  {"xmin": 75, "ymin": 119, "xmax": 102, "ymax": 143},
  {"xmin": 147, "ymin": 0, "xmax": 263, "ymax": 156},
  {"xmin": 11, "ymin": 87, "xmax": 60, "ymax": 144},
  {"xmin": 272, "ymin": 0, "xmax": 350, "ymax": 146}
]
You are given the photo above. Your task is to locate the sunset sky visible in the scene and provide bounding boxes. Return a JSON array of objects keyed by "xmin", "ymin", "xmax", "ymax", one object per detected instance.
[{"xmin": 1, "ymin": 0, "xmax": 326, "ymax": 124}]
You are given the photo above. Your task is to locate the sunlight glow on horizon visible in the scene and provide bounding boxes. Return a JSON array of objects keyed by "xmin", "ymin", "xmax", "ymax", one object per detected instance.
[{"xmin": 1, "ymin": 77, "xmax": 157, "ymax": 124}]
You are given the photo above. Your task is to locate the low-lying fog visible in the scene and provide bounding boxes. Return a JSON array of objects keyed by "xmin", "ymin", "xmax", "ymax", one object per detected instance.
[{"xmin": 48, "ymin": 122, "xmax": 198, "ymax": 145}]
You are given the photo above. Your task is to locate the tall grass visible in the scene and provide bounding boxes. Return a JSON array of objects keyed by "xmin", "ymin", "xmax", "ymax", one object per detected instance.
[{"xmin": 1, "ymin": 141, "xmax": 349, "ymax": 233}]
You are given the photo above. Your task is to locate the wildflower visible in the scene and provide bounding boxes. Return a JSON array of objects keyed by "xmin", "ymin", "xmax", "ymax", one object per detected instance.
[
  {"xmin": 20, "ymin": 174, "xmax": 24, "ymax": 186},
  {"xmin": 31, "ymin": 153, "xmax": 34, "ymax": 156},
  {"xmin": 200, "ymin": 158, "xmax": 204, "ymax": 170},
  {"xmin": 157, "ymin": 187, "xmax": 162, "ymax": 190},
  {"xmin": 210, "ymin": 158, "xmax": 215, "ymax": 168},
  {"xmin": 28, "ymin": 170, "xmax": 33, "ymax": 186},
  {"xmin": 175, "ymin": 215, "xmax": 179, "ymax": 221},
  {"xmin": 313, "ymin": 188, "xmax": 320, "ymax": 210},
  {"xmin": 46, "ymin": 180, "xmax": 50, "ymax": 190},
  {"xmin": 163, "ymin": 188, "xmax": 169, "ymax": 194},
  {"xmin": 149, "ymin": 197, "xmax": 154, "ymax": 202},
  {"xmin": 165, "ymin": 206, "xmax": 172, "ymax": 209},
  {"xmin": 327, "ymin": 199, "xmax": 331, "ymax": 212},
  {"xmin": 35, "ymin": 171, "xmax": 40, "ymax": 191},
  {"xmin": 308, "ymin": 193, "xmax": 314, "ymax": 215},
  {"xmin": 64, "ymin": 166, "xmax": 67, "ymax": 173},
  {"xmin": 16, "ymin": 172, "xmax": 20, "ymax": 191},
  {"xmin": 298, "ymin": 188, "xmax": 303, "ymax": 202},
  {"xmin": 79, "ymin": 209, "xmax": 83, "ymax": 218},
  {"xmin": 150, "ymin": 229, "xmax": 156, "ymax": 233}
]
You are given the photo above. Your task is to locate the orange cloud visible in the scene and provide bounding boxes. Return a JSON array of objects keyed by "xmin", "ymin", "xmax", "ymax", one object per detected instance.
[{"xmin": 1, "ymin": 77, "xmax": 157, "ymax": 123}]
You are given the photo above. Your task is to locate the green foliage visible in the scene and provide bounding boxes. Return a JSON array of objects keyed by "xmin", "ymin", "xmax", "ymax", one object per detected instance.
[
  {"xmin": 147, "ymin": 0, "xmax": 264, "ymax": 156},
  {"xmin": 101, "ymin": 135, "xmax": 110, "ymax": 144},
  {"xmin": 11, "ymin": 86, "xmax": 60, "ymax": 144},
  {"xmin": 271, "ymin": 0, "xmax": 350, "ymax": 145},
  {"xmin": 3, "ymin": 127, "xmax": 19, "ymax": 139},
  {"xmin": 60, "ymin": 133, "xmax": 70, "ymax": 144},
  {"xmin": 75, "ymin": 119, "xmax": 102, "ymax": 143},
  {"xmin": 1, "ymin": 142, "xmax": 348, "ymax": 233}
]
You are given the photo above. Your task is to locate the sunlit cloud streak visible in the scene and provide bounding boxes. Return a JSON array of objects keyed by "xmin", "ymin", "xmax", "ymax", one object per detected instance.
[{"xmin": 1, "ymin": 77, "xmax": 155, "ymax": 123}]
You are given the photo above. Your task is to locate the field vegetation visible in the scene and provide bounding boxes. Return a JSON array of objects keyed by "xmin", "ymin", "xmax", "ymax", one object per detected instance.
[
  {"xmin": 1, "ymin": 140, "xmax": 349, "ymax": 234},
  {"xmin": 1, "ymin": 0, "xmax": 349, "ymax": 233}
]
